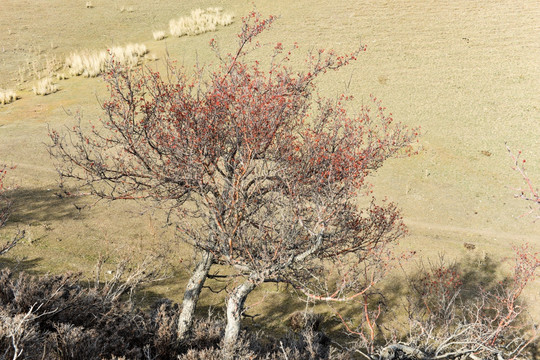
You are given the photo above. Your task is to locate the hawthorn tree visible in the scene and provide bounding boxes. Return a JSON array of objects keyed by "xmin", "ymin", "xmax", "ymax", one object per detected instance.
[{"xmin": 49, "ymin": 12, "xmax": 416, "ymax": 350}]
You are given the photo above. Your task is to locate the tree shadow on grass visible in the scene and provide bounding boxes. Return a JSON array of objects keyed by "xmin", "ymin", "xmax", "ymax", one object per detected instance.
[
  {"xmin": 135, "ymin": 273, "xmax": 307, "ymax": 337},
  {"xmin": 319, "ymin": 251, "xmax": 510, "ymax": 345},
  {"xmin": 401, "ymin": 252, "xmax": 502, "ymax": 312},
  {"xmin": 0, "ymin": 256, "xmax": 44, "ymax": 274},
  {"xmin": 249, "ymin": 284, "xmax": 306, "ymax": 333},
  {"xmin": 5, "ymin": 186, "xmax": 87, "ymax": 224}
]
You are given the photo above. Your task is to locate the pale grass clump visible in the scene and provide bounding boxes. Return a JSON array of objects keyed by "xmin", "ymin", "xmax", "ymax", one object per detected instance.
[
  {"xmin": 152, "ymin": 30, "xmax": 166, "ymax": 41},
  {"xmin": 0, "ymin": 89, "xmax": 17, "ymax": 105},
  {"xmin": 109, "ymin": 43, "xmax": 148, "ymax": 66},
  {"xmin": 119, "ymin": 6, "xmax": 134, "ymax": 13},
  {"xmin": 65, "ymin": 51, "xmax": 106, "ymax": 77},
  {"xmin": 169, "ymin": 7, "xmax": 234, "ymax": 37},
  {"xmin": 33, "ymin": 77, "xmax": 58, "ymax": 96},
  {"xmin": 217, "ymin": 13, "xmax": 234, "ymax": 26},
  {"xmin": 65, "ymin": 44, "xmax": 148, "ymax": 77}
]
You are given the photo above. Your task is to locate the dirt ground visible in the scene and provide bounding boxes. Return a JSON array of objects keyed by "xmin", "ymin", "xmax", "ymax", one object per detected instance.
[{"xmin": 1, "ymin": 0, "xmax": 539, "ymax": 329}]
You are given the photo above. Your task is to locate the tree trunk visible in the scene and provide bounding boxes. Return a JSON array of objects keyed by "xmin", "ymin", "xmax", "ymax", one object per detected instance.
[
  {"xmin": 177, "ymin": 250, "xmax": 214, "ymax": 341},
  {"xmin": 222, "ymin": 281, "xmax": 256, "ymax": 353}
]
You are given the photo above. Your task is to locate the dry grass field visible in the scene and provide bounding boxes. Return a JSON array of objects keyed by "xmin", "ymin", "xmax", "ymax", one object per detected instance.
[{"xmin": 1, "ymin": 0, "xmax": 539, "ymax": 332}]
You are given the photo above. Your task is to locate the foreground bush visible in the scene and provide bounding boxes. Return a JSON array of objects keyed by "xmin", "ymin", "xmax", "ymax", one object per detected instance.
[
  {"xmin": 334, "ymin": 247, "xmax": 540, "ymax": 360},
  {"xmin": 1, "ymin": 253, "xmax": 538, "ymax": 360},
  {"xmin": 0, "ymin": 269, "xmax": 148, "ymax": 359},
  {"xmin": 0, "ymin": 267, "xmax": 352, "ymax": 360}
]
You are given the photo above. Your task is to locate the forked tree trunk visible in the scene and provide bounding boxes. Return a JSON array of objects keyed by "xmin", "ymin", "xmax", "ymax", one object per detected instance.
[
  {"xmin": 177, "ymin": 250, "xmax": 214, "ymax": 341},
  {"xmin": 222, "ymin": 281, "xmax": 257, "ymax": 353}
]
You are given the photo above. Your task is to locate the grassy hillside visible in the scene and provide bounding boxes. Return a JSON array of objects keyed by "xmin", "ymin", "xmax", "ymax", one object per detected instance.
[{"xmin": 1, "ymin": 0, "xmax": 539, "ymax": 329}]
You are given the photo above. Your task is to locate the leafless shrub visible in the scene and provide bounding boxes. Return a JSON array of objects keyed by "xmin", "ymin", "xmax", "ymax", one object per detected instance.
[
  {"xmin": 272, "ymin": 328, "xmax": 334, "ymax": 360},
  {"xmin": 93, "ymin": 252, "xmax": 170, "ymax": 302},
  {"xmin": 176, "ymin": 324, "xmax": 341, "ymax": 360},
  {"xmin": 340, "ymin": 246, "xmax": 539, "ymax": 360},
  {"xmin": 0, "ymin": 307, "xmax": 41, "ymax": 360},
  {"xmin": 179, "ymin": 348, "xmax": 224, "ymax": 360},
  {"xmin": 0, "ymin": 251, "xmax": 174, "ymax": 359},
  {"xmin": 289, "ymin": 311, "xmax": 323, "ymax": 333},
  {"xmin": 507, "ymin": 145, "xmax": 539, "ymax": 220},
  {"xmin": 189, "ymin": 310, "xmax": 225, "ymax": 350},
  {"xmin": 51, "ymin": 323, "xmax": 101, "ymax": 360},
  {"xmin": 148, "ymin": 299, "xmax": 180, "ymax": 357}
]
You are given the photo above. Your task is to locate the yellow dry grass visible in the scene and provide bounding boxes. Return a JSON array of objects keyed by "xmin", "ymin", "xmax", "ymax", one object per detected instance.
[
  {"xmin": 0, "ymin": 89, "xmax": 17, "ymax": 105},
  {"xmin": 169, "ymin": 7, "xmax": 234, "ymax": 37},
  {"xmin": 32, "ymin": 77, "xmax": 58, "ymax": 96},
  {"xmin": 65, "ymin": 43, "xmax": 148, "ymax": 77},
  {"xmin": 152, "ymin": 30, "xmax": 166, "ymax": 41},
  {"xmin": 0, "ymin": 0, "xmax": 539, "ymax": 332}
]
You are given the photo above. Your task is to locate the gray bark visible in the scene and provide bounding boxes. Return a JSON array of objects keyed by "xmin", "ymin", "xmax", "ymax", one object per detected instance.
[
  {"xmin": 379, "ymin": 344, "xmax": 429, "ymax": 359},
  {"xmin": 378, "ymin": 344, "xmax": 482, "ymax": 360},
  {"xmin": 222, "ymin": 281, "xmax": 257, "ymax": 353},
  {"xmin": 177, "ymin": 250, "xmax": 214, "ymax": 341}
]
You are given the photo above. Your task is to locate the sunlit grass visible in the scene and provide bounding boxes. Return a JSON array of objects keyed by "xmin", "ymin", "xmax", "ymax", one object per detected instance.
[
  {"xmin": 65, "ymin": 43, "xmax": 148, "ymax": 78},
  {"xmin": 0, "ymin": 89, "xmax": 17, "ymax": 104},
  {"xmin": 33, "ymin": 77, "xmax": 58, "ymax": 95},
  {"xmin": 153, "ymin": 30, "xmax": 167, "ymax": 41},
  {"xmin": 169, "ymin": 7, "xmax": 234, "ymax": 37}
]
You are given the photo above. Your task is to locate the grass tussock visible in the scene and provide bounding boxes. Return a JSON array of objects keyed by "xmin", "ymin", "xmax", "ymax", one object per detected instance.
[
  {"xmin": 0, "ymin": 89, "xmax": 17, "ymax": 105},
  {"xmin": 65, "ymin": 44, "xmax": 148, "ymax": 78},
  {"xmin": 118, "ymin": 5, "xmax": 134, "ymax": 13},
  {"xmin": 169, "ymin": 7, "xmax": 234, "ymax": 37},
  {"xmin": 32, "ymin": 77, "xmax": 58, "ymax": 96},
  {"xmin": 56, "ymin": 73, "xmax": 69, "ymax": 80},
  {"xmin": 152, "ymin": 30, "xmax": 166, "ymax": 41}
]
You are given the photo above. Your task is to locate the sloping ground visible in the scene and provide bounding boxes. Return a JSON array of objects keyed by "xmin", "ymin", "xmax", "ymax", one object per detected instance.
[{"xmin": 1, "ymin": 0, "xmax": 539, "ymax": 326}]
